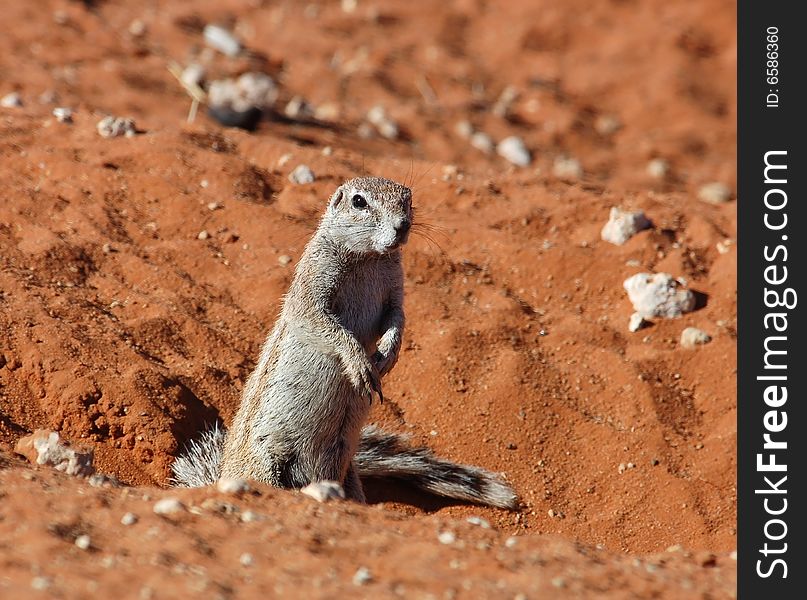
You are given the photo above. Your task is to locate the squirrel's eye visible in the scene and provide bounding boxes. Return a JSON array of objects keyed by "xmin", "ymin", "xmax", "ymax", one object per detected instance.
[{"xmin": 351, "ymin": 194, "xmax": 367, "ymax": 209}]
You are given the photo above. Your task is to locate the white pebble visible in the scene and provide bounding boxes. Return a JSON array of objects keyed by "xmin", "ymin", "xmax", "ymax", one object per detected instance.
[
  {"xmin": 594, "ymin": 114, "xmax": 621, "ymax": 136},
  {"xmin": 301, "ymin": 480, "xmax": 345, "ymax": 503},
  {"xmin": 53, "ymin": 107, "xmax": 73, "ymax": 123},
  {"xmin": 1, "ymin": 92, "xmax": 23, "ymax": 108},
  {"xmin": 454, "ymin": 120, "xmax": 474, "ymax": 139},
  {"xmin": 352, "ymin": 566, "xmax": 373, "ymax": 586},
  {"xmin": 497, "ymin": 136, "xmax": 531, "ymax": 166},
  {"xmin": 504, "ymin": 536, "xmax": 519, "ymax": 548},
  {"xmin": 285, "ymin": 96, "xmax": 315, "ymax": 120},
  {"xmin": 278, "ymin": 255, "xmax": 292, "ymax": 266},
  {"xmin": 470, "ymin": 131, "xmax": 494, "ymax": 154},
  {"xmin": 197, "ymin": 230, "xmax": 210, "ymax": 241},
  {"xmin": 628, "ymin": 312, "xmax": 647, "ymax": 333},
  {"xmin": 553, "ymin": 156, "xmax": 582, "ymax": 180},
  {"xmin": 216, "ymin": 477, "xmax": 250, "ymax": 495},
  {"xmin": 153, "ymin": 497, "xmax": 185, "ymax": 515},
  {"xmin": 623, "ymin": 273, "xmax": 695, "ymax": 319},
  {"xmin": 437, "ymin": 531, "xmax": 456, "ymax": 545},
  {"xmin": 121, "ymin": 512, "xmax": 138, "ymax": 526},
  {"xmin": 698, "ymin": 182, "xmax": 732, "ymax": 204},
  {"xmin": 240, "ymin": 510, "xmax": 259, "ymax": 523},
  {"xmin": 97, "ymin": 116, "xmax": 136, "ymax": 138},
  {"xmin": 239, "ymin": 553, "xmax": 254, "ymax": 567},
  {"xmin": 203, "ymin": 24, "xmax": 241, "ymax": 57},
  {"xmin": 31, "ymin": 576, "xmax": 52, "ymax": 591},
  {"xmin": 289, "ymin": 164, "xmax": 315, "ymax": 184},
  {"xmin": 207, "ymin": 202, "xmax": 221, "ymax": 211},
  {"xmin": 646, "ymin": 158, "xmax": 669, "ymax": 179},
  {"xmin": 466, "ymin": 516, "xmax": 491, "ymax": 529},
  {"xmin": 680, "ymin": 327, "xmax": 712, "ymax": 348},
  {"xmin": 180, "ymin": 63, "xmax": 206, "ymax": 89},
  {"xmin": 601, "ymin": 207, "xmax": 651, "ymax": 245},
  {"xmin": 75, "ymin": 534, "xmax": 91, "ymax": 550}
]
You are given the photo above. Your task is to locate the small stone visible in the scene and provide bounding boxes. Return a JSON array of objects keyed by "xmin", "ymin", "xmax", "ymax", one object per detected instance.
[
  {"xmin": 197, "ymin": 230, "xmax": 210, "ymax": 241},
  {"xmin": 367, "ymin": 105, "xmax": 398, "ymax": 139},
  {"xmin": 75, "ymin": 534, "xmax": 91, "ymax": 550},
  {"xmin": 207, "ymin": 202, "xmax": 221, "ymax": 211},
  {"xmin": 623, "ymin": 273, "xmax": 696, "ymax": 319},
  {"xmin": 277, "ymin": 153, "xmax": 293, "ymax": 167},
  {"xmin": 203, "ymin": 24, "xmax": 241, "ymax": 57},
  {"xmin": 651, "ymin": 458, "xmax": 660, "ymax": 466},
  {"xmin": 437, "ymin": 531, "xmax": 456, "ymax": 545},
  {"xmin": 278, "ymin": 255, "xmax": 292, "ymax": 266},
  {"xmin": 322, "ymin": 146, "xmax": 333, "ymax": 156},
  {"xmin": 618, "ymin": 463, "xmax": 627, "ymax": 474},
  {"xmin": 594, "ymin": 115, "xmax": 621, "ymax": 136},
  {"xmin": 97, "ymin": 116, "xmax": 136, "ymax": 138},
  {"xmin": 153, "ymin": 497, "xmax": 185, "ymax": 515},
  {"xmin": 454, "ymin": 120, "xmax": 474, "ymax": 139},
  {"xmin": 551, "ymin": 577, "xmax": 566, "ymax": 589},
  {"xmin": 729, "ymin": 550, "xmax": 737, "ymax": 561},
  {"xmin": 285, "ymin": 96, "xmax": 315, "ymax": 120},
  {"xmin": 239, "ymin": 553, "xmax": 254, "ymax": 567},
  {"xmin": 102, "ymin": 243, "xmax": 113, "ymax": 254},
  {"xmin": 553, "ymin": 156, "xmax": 582, "ymax": 180},
  {"xmin": 289, "ymin": 164, "xmax": 315, "ymax": 185},
  {"xmin": 680, "ymin": 327, "xmax": 712, "ymax": 348},
  {"xmin": 352, "ymin": 566, "xmax": 373, "ymax": 586},
  {"xmin": 547, "ymin": 509, "xmax": 555, "ymax": 517},
  {"xmin": 180, "ymin": 63, "xmax": 206, "ymax": 89},
  {"xmin": 121, "ymin": 512, "xmax": 138, "ymax": 526},
  {"xmin": 1, "ymin": 92, "xmax": 23, "ymax": 108},
  {"xmin": 698, "ymin": 182, "xmax": 732, "ymax": 204},
  {"xmin": 31, "ymin": 576, "xmax": 51, "ymax": 591},
  {"xmin": 470, "ymin": 131, "xmax": 494, "ymax": 154},
  {"xmin": 504, "ymin": 536, "xmax": 518, "ymax": 548},
  {"xmin": 628, "ymin": 312, "xmax": 647, "ymax": 333},
  {"xmin": 667, "ymin": 544, "xmax": 683, "ymax": 553},
  {"xmin": 601, "ymin": 207, "xmax": 651, "ymax": 245},
  {"xmin": 301, "ymin": 480, "xmax": 345, "ymax": 503},
  {"xmin": 53, "ymin": 107, "xmax": 73, "ymax": 123},
  {"xmin": 216, "ymin": 477, "xmax": 250, "ymax": 495},
  {"xmin": 647, "ymin": 158, "xmax": 669, "ymax": 179},
  {"xmin": 240, "ymin": 510, "xmax": 259, "ymax": 523},
  {"xmin": 128, "ymin": 19, "xmax": 147, "ymax": 37},
  {"xmin": 466, "ymin": 516, "xmax": 491, "ymax": 529},
  {"xmin": 492, "ymin": 85, "xmax": 519, "ymax": 118},
  {"xmin": 208, "ymin": 72, "xmax": 278, "ymax": 114},
  {"xmin": 14, "ymin": 430, "xmax": 94, "ymax": 477},
  {"xmin": 497, "ymin": 136, "xmax": 531, "ymax": 167}
]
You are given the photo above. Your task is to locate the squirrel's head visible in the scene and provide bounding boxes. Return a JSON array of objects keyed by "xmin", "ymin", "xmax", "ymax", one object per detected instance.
[{"xmin": 323, "ymin": 177, "xmax": 413, "ymax": 255}]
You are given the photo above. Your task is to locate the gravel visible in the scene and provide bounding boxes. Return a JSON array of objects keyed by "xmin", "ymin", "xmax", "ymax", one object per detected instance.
[
  {"xmin": 601, "ymin": 207, "xmax": 651, "ymax": 245},
  {"xmin": 121, "ymin": 512, "xmax": 139, "ymax": 526},
  {"xmin": 97, "ymin": 116, "xmax": 136, "ymax": 138},
  {"xmin": 698, "ymin": 182, "xmax": 732, "ymax": 204},
  {"xmin": 153, "ymin": 497, "xmax": 185, "ymax": 515},
  {"xmin": 553, "ymin": 156, "xmax": 583, "ymax": 180},
  {"xmin": 470, "ymin": 131, "xmax": 494, "ymax": 154},
  {"xmin": 52, "ymin": 107, "xmax": 73, "ymax": 123},
  {"xmin": 680, "ymin": 327, "xmax": 712, "ymax": 348},
  {"xmin": 647, "ymin": 158, "xmax": 669, "ymax": 179},
  {"xmin": 216, "ymin": 477, "xmax": 250, "ymax": 495},
  {"xmin": 203, "ymin": 24, "xmax": 241, "ymax": 57},
  {"xmin": 437, "ymin": 531, "xmax": 456, "ymax": 545},
  {"xmin": 289, "ymin": 164, "xmax": 315, "ymax": 184},
  {"xmin": 497, "ymin": 136, "xmax": 531, "ymax": 166},
  {"xmin": 1, "ymin": 92, "xmax": 23, "ymax": 108},
  {"xmin": 352, "ymin": 566, "xmax": 373, "ymax": 586},
  {"xmin": 623, "ymin": 273, "xmax": 696, "ymax": 319},
  {"xmin": 300, "ymin": 480, "xmax": 345, "ymax": 503}
]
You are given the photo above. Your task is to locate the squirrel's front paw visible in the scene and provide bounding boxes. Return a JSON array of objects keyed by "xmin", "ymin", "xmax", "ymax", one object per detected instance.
[
  {"xmin": 372, "ymin": 349, "xmax": 398, "ymax": 377},
  {"xmin": 347, "ymin": 356, "xmax": 383, "ymax": 405}
]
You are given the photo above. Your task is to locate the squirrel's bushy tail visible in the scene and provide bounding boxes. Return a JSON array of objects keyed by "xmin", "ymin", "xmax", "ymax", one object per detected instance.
[
  {"xmin": 171, "ymin": 425, "xmax": 518, "ymax": 510},
  {"xmin": 171, "ymin": 424, "xmax": 224, "ymax": 487},
  {"xmin": 354, "ymin": 425, "xmax": 517, "ymax": 510}
]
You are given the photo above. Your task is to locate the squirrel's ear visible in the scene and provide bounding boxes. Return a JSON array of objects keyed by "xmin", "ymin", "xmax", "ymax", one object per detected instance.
[{"xmin": 328, "ymin": 186, "xmax": 344, "ymax": 208}]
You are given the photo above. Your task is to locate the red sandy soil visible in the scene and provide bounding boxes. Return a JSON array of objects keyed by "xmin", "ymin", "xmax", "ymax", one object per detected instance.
[{"xmin": 1, "ymin": 0, "xmax": 736, "ymax": 597}]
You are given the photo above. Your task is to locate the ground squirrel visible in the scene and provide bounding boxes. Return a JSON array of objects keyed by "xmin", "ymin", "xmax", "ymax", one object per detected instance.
[{"xmin": 172, "ymin": 176, "xmax": 517, "ymax": 509}]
